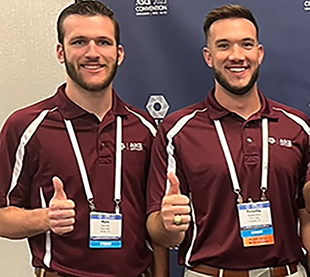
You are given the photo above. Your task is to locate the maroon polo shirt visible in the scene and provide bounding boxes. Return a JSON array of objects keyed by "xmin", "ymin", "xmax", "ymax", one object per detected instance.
[
  {"xmin": 0, "ymin": 84, "xmax": 156, "ymax": 277},
  {"xmin": 147, "ymin": 89, "xmax": 309, "ymax": 270}
]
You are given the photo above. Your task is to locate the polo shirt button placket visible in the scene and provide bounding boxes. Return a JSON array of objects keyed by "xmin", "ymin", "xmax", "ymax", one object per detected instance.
[{"xmin": 99, "ymin": 142, "xmax": 104, "ymax": 164}]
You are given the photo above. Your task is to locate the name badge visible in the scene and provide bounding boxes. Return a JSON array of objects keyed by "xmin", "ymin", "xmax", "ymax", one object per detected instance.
[
  {"xmin": 89, "ymin": 211, "xmax": 122, "ymax": 249},
  {"xmin": 237, "ymin": 201, "xmax": 275, "ymax": 247}
]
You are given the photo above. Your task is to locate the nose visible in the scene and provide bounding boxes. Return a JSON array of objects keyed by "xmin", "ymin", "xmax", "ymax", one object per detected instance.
[
  {"xmin": 85, "ymin": 40, "xmax": 99, "ymax": 59},
  {"xmin": 229, "ymin": 44, "xmax": 245, "ymax": 61}
]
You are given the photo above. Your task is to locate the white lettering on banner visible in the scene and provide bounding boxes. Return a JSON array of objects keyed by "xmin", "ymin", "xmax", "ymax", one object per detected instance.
[
  {"xmin": 135, "ymin": 0, "xmax": 169, "ymax": 16},
  {"xmin": 153, "ymin": 0, "xmax": 168, "ymax": 4},
  {"xmin": 136, "ymin": 0, "xmax": 167, "ymax": 5},
  {"xmin": 135, "ymin": 5, "xmax": 168, "ymax": 12},
  {"xmin": 136, "ymin": 0, "xmax": 151, "ymax": 5}
]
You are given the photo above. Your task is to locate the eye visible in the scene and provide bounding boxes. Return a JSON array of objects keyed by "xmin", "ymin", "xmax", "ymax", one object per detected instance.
[
  {"xmin": 243, "ymin": 42, "xmax": 255, "ymax": 50},
  {"xmin": 71, "ymin": 39, "xmax": 86, "ymax": 46},
  {"xmin": 97, "ymin": 40, "xmax": 112, "ymax": 46},
  {"xmin": 217, "ymin": 43, "xmax": 229, "ymax": 50}
]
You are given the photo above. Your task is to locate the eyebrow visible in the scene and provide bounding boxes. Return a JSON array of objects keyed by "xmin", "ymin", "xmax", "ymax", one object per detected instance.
[
  {"xmin": 69, "ymin": 36, "xmax": 114, "ymax": 42},
  {"xmin": 68, "ymin": 35, "xmax": 87, "ymax": 41},
  {"xmin": 215, "ymin": 37, "xmax": 256, "ymax": 44},
  {"xmin": 215, "ymin": 39, "xmax": 229, "ymax": 44}
]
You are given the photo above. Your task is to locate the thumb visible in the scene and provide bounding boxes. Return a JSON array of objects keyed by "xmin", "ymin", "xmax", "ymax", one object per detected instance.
[
  {"xmin": 167, "ymin": 172, "xmax": 181, "ymax": 195},
  {"xmin": 52, "ymin": 176, "xmax": 67, "ymax": 200}
]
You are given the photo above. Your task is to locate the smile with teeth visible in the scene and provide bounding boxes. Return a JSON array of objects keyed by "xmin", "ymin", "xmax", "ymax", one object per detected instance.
[
  {"xmin": 228, "ymin": 67, "xmax": 246, "ymax": 73},
  {"xmin": 81, "ymin": 64, "xmax": 105, "ymax": 70},
  {"xmin": 226, "ymin": 66, "xmax": 249, "ymax": 73}
]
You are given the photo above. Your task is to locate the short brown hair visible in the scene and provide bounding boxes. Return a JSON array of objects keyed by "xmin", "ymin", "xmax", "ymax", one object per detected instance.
[
  {"xmin": 57, "ymin": 1, "xmax": 120, "ymax": 45},
  {"xmin": 203, "ymin": 4, "xmax": 259, "ymax": 44}
]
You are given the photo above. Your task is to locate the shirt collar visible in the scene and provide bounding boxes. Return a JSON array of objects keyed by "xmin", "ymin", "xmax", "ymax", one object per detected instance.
[
  {"xmin": 205, "ymin": 88, "xmax": 278, "ymax": 121},
  {"xmin": 54, "ymin": 83, "xmax": 129, "ymax": 120}
]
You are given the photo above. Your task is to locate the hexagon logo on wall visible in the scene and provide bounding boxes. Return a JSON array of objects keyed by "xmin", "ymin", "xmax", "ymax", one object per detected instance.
[
  {"xmin": 146, "ymin": 95, "xmax": 170, "ymax": 126},
  {"xmin": 304, "ymin": 0, "xmax": 310, "ymax": 11}
]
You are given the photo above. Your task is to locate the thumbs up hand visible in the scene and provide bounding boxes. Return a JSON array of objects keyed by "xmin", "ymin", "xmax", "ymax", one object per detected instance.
[
  {"xmin": 48, "ymin": 176, "xmax": 75, "ymax": 235},
  {"xmin": 160, "ymin": 172, "xmax": 191, "ymax": 232}
]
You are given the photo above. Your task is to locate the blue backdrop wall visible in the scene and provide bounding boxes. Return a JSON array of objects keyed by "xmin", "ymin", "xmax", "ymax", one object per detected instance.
[
  {"xmin": 100, "ymin": 0, "xmax": 310, "ymax": 117},
  {"xmin": 98, "ymin": 1, "xmax": 310, "ymax": 276}
]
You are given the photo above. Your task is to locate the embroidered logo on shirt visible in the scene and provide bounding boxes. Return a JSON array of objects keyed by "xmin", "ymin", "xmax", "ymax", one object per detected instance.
[
  {"xmin": 121, "ymin": 142, "xmax": 144, "ymax": 151},
  {"xmin": 268, "ymin": 137, "xmax": 292, "ymax": 148},
  {"xmin": 268, "ymin": 137, "xmax": 276, "ymax": 145},
  {"xmin": 279, "ymin": 138, "xmax": 292, "ymax": 148}
]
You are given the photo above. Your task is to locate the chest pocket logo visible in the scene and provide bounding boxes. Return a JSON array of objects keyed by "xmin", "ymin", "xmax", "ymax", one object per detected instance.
[
  {"xmin": 268, "ymin": 137, "xmax": 292, "ymax": 148},
  {"xmin": 279, "ymin": 138, "xmax": 292, "ymax": 148},
  {"xmin": 121, "ymin": 142, "xmax": 144, "ymax": 151}
]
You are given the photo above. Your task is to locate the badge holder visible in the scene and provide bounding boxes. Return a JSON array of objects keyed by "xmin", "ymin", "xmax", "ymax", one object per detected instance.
[
  {"xmin": 89, "ymin": 211, "xmax": 123, "ymax": 249},
  {"xmin": 237, "ymin": 196, "xmax": 274, "ymax": 247},
  {"xmin": 89, "ymin": 197, "xmax": 123, "ymax": 249}
]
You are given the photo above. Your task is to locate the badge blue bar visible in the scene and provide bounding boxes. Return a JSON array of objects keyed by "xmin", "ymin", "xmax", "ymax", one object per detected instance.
[
  {"xmin": 90, "ymin": 240, "xmax": 122, "ymax": 249},
  {"xmin": 241, "ymin": 227, "xmax": 274, "ymax": 238},
  {"xmin": 90, "ymin": 214, "xmax": 122, "ymax": 220},
  {"xmin": 238, "ymin": 202, "xmax": 270, "ymax": 210}
]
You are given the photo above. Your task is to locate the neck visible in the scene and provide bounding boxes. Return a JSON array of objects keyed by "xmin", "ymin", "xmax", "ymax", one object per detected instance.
[
  {"xmin": 214, "ymin": 84, "xmax": 261, "ymax": 120},
  {"xmin": 65, "ymin": 79, "xmax": 113, "ymax": 121}
]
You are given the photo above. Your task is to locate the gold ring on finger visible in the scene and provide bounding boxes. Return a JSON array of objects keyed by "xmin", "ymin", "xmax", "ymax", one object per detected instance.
[{"xmin": 174, "ymin": 214, "xmax": 182, "ymax": 225}]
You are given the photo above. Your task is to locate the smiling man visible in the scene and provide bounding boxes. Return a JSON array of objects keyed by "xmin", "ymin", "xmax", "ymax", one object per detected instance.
[
  {"xmin": 0, "ymin": 1, "xmax": 168, "ymax": 277},
  {"xmin": 147, "ymin": 4, "xmax": 310, "ymax": 277}
]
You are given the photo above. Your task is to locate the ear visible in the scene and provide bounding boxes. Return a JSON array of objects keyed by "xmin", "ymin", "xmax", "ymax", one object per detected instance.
[
  {"xmin": 117, "ymin": 44, "xmax": 125, "ymax": 66},
  {"xmin": 57, "ymin": 43, "xmax": 65, "ymax": 64},
  {"xmin": 257, "ymin": 43, "xmax": 265, "ymax": 65},
  {"xmin": 203, "ymin": 46, "xmax": 213, "ymax": 68}
]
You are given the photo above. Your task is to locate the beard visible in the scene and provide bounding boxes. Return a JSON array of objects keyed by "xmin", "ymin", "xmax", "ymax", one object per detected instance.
[
  {"xmin": 64, "ymin": 53, "xmax": 118, "ymax": 92},
  {"xmin": 213, "ymin": 66, "xmax": 259, "ymax": 96}
]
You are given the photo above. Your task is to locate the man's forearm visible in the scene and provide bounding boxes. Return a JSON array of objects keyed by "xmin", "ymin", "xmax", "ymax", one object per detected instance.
[
  {"xmin": 0, "ymin": 206, "xmax": 49, "ymax": 239},
  {"xmin": 299, "ymin": 208, "xmax": 310, "ymax": 270},
  {"xmin": 150, "ymin": 242, "xmax": 169, "ymax": 277},
  {"xmin": 147, "ymin": 211, "xmax": 185, "ymax": 248}
]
